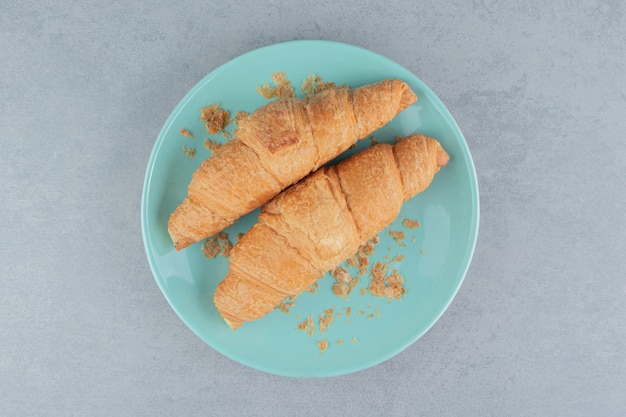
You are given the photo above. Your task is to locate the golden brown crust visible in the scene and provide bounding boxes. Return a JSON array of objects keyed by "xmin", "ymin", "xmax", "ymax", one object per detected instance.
[
  {"xmin": 393, "ymin": 133, "xmax": 449, "ymax": 201},
  {"xmin": 214, "ymin": 134, "xmax": 449, "ymax": 329},
  {"xmin": 169, "ymin": 80, "xmax": 418, "ymax": 250},
  {"xmin": 336, "ymin": 144, "xmax": 404, "ymax": 242},
  {"xmin": 214, "ymin": 223, "xmax": 323, "ymax": 329},
  {"xmin": 348, "ymin": 79, "xmax": 417, "ymax": 139},
  {"xmin": 168, "ymin": 140, "xmax": 282, "ymax": 250},
  {"xmin": 201, "ymin": 104, "xmax": 230, "ymax": 134},
  {"xmin": 260, "ymin": 167, "xmax": 360, "ymax": 272}
]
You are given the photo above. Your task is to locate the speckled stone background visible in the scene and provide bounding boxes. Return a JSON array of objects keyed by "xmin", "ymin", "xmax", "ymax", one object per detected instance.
[{"xmin": 1, "ymin": 1, "xmax": 625, "ymax": 416}]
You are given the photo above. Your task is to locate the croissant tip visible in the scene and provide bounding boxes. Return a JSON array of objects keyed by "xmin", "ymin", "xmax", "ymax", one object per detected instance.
[
  {"xmin": 223, "ymin": 317, "xmax": 243, "ymax": 330},
  {"xmin": 170, "ymin": 234, "xmax": 192, "ymax": 251},
  {"xmin": 168, "ymin": 228, "xmax": 185, "ymax": 250},
  {"xmin": 437, "ymin": 146, "xmax": 450, "ymax": 167},
  {"xmin": 399, "ymin": 83, "xmax": 418, "ymax": 110}
]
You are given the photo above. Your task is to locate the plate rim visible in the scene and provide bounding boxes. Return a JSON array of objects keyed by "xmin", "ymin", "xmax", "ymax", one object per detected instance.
[{"xmin": 141, "ymin": 39, "xmax": 480, "ymax": 377}]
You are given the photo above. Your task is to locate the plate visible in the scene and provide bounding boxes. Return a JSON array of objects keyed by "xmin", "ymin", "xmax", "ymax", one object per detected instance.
[{"xmin": 141, "ymin": 40, "xmax": 479, "ymax": 377}]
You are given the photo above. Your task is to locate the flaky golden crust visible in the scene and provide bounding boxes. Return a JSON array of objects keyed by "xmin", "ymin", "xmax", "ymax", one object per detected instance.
[
  {"xmin": 336, "ymin": 144, "xmax": 404, "ymax": 242},
  {"xmin": 168, "ymin": 79, "xmax": 417, "ymax": 250},
  {"xmin": 261, "ymin": 168, "xmax": 361, "ymax": 273},
  {"xmin": 392, "ymin": 134, "xmax": 450, "ymax": 201},
  {"xmin": 214, "ymin": 134, "xmax": 448, "ymax": 329}
]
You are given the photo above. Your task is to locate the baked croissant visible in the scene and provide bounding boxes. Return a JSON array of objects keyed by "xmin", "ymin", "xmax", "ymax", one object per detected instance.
[
  {"xmin": 168, "ymin": 79, "xmax": 417, "ymax": 250},
  {"xmin": 214, "ymin": 134, "xmax": 449, "ymax": 329}
]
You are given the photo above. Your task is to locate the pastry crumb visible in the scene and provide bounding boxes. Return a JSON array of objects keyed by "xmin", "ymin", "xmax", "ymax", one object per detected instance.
[
  {"xmin": 301, "ymin": 72, "xmax": 317, "ymax": 96},
  {"xmin": 345, "ymin": 307, "xmax": 352, "ymax": 317},
  {"xmin": 256, "ymin": 83, "xmax": 276, "ymax": 99},
  {"xmin": 234, "ymin": 111, "xmax": 248, "ymax": 123},
  {"xmin": 331, "ymin": 266, "xmax": 351, "ymax": 283},
  {"xmin": 297, "ymin": 315, "xmax": 316, "ymax": 337},
  {"xmin": 204, "ymin": 138, "xmax": 222, "ymax": 153},
  {"xmin": 388, "ymin": 230, "xmax": 406, "ymax": 247},
  {"xmin": 317, "ymin": 338, "xmax": 328, "ymax": 355},
  {"xmin": 201, "ymin": 232, "xmax": 232, "ymax": 258},
  {"xmin": 331, "ymin": 267, "xmax": 360, "ymax": 299},
  {"xmin": 368, "ymin": 262, "xmax": 407, "ymax": 299},
  {"xmin": 200, "ymin": 104, "xmax": 230, "ymax": 134},
  {"xmin": 352, "ymin": 337, "xmax": 359, "ymax": 344},
  {"xmin": 257, "ymin": 72, "xmax": 295, "ymax": 99},
  {"xmin": 182, "ymin": 146, "xmax": 196, "ymax": 158},
  {"xmin": 315, "ymin": 81, "xmax": 338, "ymax": 92},
  {"xmin": 319, "ymin": 308, "xmax": 334, "ymax": 334},
  {"xmin": 402, "ymin": 218, "xmax": 421, "ymax": 229},
  {"xmin": 346, "ymin": 236, "xmax": 379, "ymax": 276},
  {"xmin": 306, "ymin": 281, "xmax": 320, "ymax": 294},
  {"xmin": 337, "ymin": 338, "xmax": 343, "ymax": 345},
  {"xmin": 390, "ymin": 254, "xmax": 405, "ymax": 263},
  {"xmin": 355, "ymin": 254, "xmax": 370, "ymax": 272},
  {"xmin": 301, "ymin": 72, "xmax": 342, "ymax": 96},
  {"xmin": 180, "ymin": 128, "xmax": 193, "ymax": 138},
  {"xmin": 272, "ymin": 72, "xmax": 295, "ymax": 98},
  {"xmin": 275, "ymin": 297, "xmax": 296, "ymax": 314},
  {"xmin": 361, "ymin": 240, "xmax": 376, "ymax": 256}
]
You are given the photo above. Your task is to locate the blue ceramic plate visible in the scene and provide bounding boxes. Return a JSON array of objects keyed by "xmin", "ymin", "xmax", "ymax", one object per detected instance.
[{"xmin": 141, "ymin": 40, "xmax": 479, "ymax": 377}]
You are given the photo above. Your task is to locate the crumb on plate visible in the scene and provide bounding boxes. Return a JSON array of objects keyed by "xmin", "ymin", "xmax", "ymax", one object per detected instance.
[
  {"xmin": 200, "ymin": 104, "xmax": 230, "ymax": 134},
  {"xmin": 306, "ymin": 281, "xmax": 319, "ymax": 294},
  {"xmin": 317, "ymin": 338, "xmax": 328, "ymax": 355},
  {"xmin": 390, "ymin": 254, "xmax": 405, "ymax": 263},
  {"xmin": 297, "ymin": 315, "xmax": 316, "ymax": 337},
  {"xmin": 331, "ymin": 267, "xmax": 359, "ymax": 300},
  {"xmin": 182, "ymin": 146, "xmax": 196, "ymax": 158},
  {"xmin": 204, "ymin": 138, "xmax": 222, "ymax": 153},
  {"xmin": 234, "ymin": 111, "xmax": 248, "ymax": 123},
  {"xmin": 402, "ymin": 218, "xmax": 421, "ymax": 229},
  {"xmin": 368, "ymin": 262, "xmax": 407, "ymax": 299},
  {"xmin": 256, "ymin": 72, "xmax": 295, "ymax": 99},
  {"xmin": 346, "ymin": 235, "xmax": 379, "ymax": 276},
  {"xmin": 301, "ymin": 72, "xmax": 317, "ymax": 96},
  {"xmin": 388, "ymin": 230, "xmax": 406, "ymax": 247},
  {"xmin": 319, "ymin": 308, "xmax": 334, "ymax": 334},
  {"xmin": 275, "ymin": 297, "xmax": 296, "ymax": 314},
  {"xmin": 201, "ymin": 232, "xmax": 232, "ymax": 258}
]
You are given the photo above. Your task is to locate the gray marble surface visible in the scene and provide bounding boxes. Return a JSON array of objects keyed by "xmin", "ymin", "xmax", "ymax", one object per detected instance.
[{"xmin": 1, "ymin": 1, "xmax": 625, "ymax": 416}]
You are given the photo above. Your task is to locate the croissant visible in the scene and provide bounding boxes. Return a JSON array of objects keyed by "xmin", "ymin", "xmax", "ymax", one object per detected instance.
[
  {"xmin": 168, "ymin": 79, "xmax": 417, "ymax": 250},
  {"xmin": 214, "ymin": 134, "xmax": 449, "ymax": 329}
]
